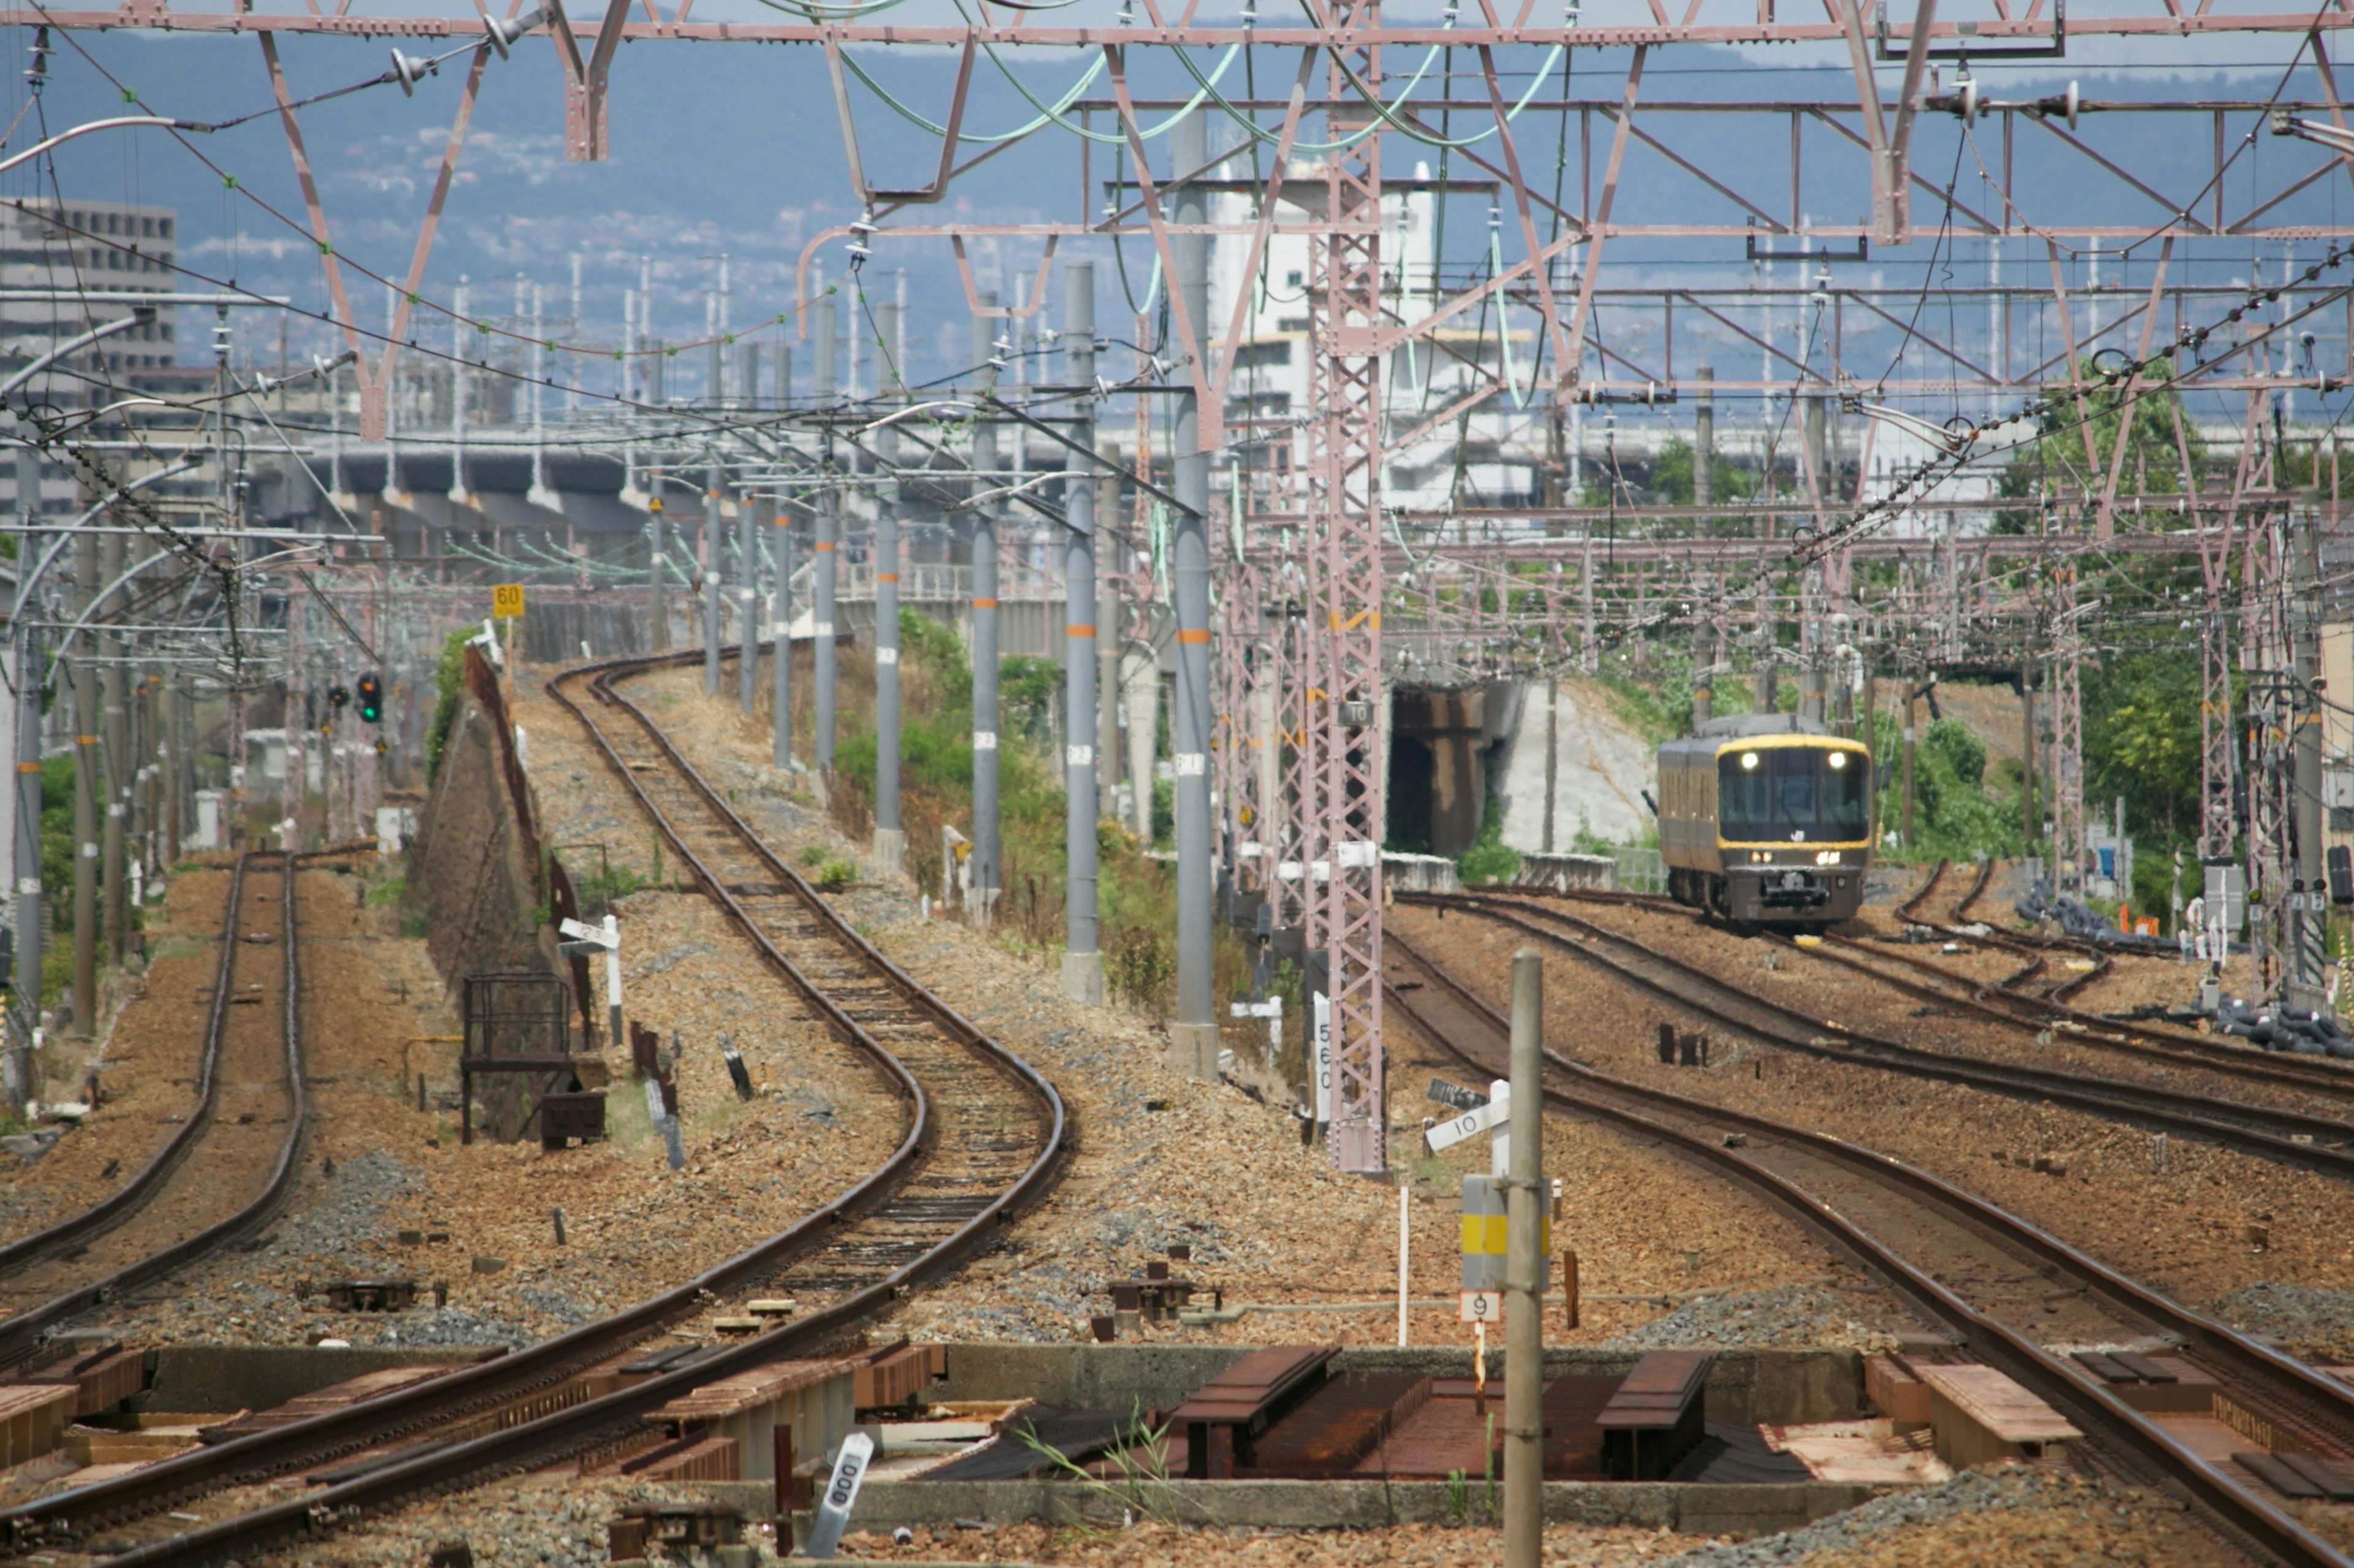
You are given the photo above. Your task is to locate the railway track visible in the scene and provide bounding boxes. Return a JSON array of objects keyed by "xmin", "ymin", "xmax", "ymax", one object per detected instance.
[
  {"xmin": 0, "ymin": 853, "xmax": 307, "ymax": 1370},
  {"xmin": 1382, "ymin": 929, "xmax": 2354, "ymax": 1568},
  {"xmin": 0, "ymin": 650, "xmax": 1067, "ymax": 1562},
  {"xmin": 1783, "ymin": 928, "xmax": 2354, "ymax": 1105},
  {"xmin": 1409, "ymin": 892, "xmax": 2354, "ymax": 1176}
]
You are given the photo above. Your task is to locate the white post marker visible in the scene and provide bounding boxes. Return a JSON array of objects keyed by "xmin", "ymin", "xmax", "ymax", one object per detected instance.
[
  {"xmin": 799, "ymin": 1429, "xmax": 875, "ymax": 1558},
  {"xmin": 558, "ymin": 914, "xmax": 623, "ymax": 1056},
  {"xmin": 1311, "ymin": 991, "xmax": 1333, "ymax": 1126}
]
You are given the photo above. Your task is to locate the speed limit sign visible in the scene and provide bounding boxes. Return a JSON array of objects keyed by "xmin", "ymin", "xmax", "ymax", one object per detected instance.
[
  {"xmin": 492, "ymin": 583, "xmax": 525, "ymax": 618},
  {"xmin": 1460, "ymin": 1289, "xmax": 1503, "ymax": 1323}
]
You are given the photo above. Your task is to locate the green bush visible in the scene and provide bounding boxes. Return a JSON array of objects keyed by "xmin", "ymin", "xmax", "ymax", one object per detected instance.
[
  {"xmin": 424, "ymin": 627, "xmax": 474, "ymax": 783},
  {"xmin": 797, "ymin": 842, "xmax": 830, "ymax": 867},
  {"xmin": 817, "ymin": 858, "xmax": 858, "ymax": 889}
]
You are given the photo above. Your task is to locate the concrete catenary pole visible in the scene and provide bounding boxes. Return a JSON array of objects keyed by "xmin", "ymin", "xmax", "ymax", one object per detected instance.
[
  {"xmin": 70, "ymin": 520, "xmax": 96, "ymax": 1037},
  {"xmin": 872, "ymin": 299, "xmax": 905, "ymax": 878},
  {"xmin": 1693, "ymin": 364, "xmax": 1714, "ymax": 507},
  {"xmin": 813, "ymin": 291, "xmax": 839, "ymax": 774},
  {"xmin": 1096, "ymin": 447, "xmax": 1122, "ymax": 823},
  {"xmin": 772, "ymin": 508, "xmax": 793, "ymax": 770},
  {"xmin": 98, "ymin": 524, "xmax": 125, "ymax": 960},
  {"xmin": 12, "ymin": 446, "xmax": 42, "ymax": 1103},
  {"xmin": 703, "ymin": 459, "xmax": 723, "ymax": 695},
  {"xmin": 1060, "ymin": 263, "xmax": 1102, "ymax": 1003},
  {"xmin": 647, "ymin": 485, "xmax": 668, "ymax": 652},
  {"xmin": 1168, "ymin": 110, "xmax": 1218, "ymax": 1076},
  {"xmin": 1504, "ymin": 947, "xmax": 1545, "ymax": 1568},
  {"xmin": 739, "ymin": 462, "xmax": 760, "ymax": 713},
  {"xmin": 970, "ymin": 294, "xmax": 1002, "ymax": 924}
]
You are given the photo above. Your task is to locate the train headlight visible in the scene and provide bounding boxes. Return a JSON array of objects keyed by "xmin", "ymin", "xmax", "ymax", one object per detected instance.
[
  {"xmin": 1827, "ymin": 751, "xmax": 1849, "ymax": 770},
  {"xmin": 1740, "ymin": 752, "xmax": 1760, "ymax": 770},
  {"xmin": 1815, "ymin": 850, "xmax": 1840, "ymax": 866}
]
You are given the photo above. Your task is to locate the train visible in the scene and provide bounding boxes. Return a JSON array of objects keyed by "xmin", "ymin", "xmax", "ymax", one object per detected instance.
[{"xmin": 1657, "ymin": 714, "xmax": 1874, "ymax": 927}]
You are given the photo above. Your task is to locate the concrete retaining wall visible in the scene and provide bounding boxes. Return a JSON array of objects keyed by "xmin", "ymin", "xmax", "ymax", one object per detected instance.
[{"xmin": 928, "ymin": 1343, "xmax": 1866, "ymax": 1427}]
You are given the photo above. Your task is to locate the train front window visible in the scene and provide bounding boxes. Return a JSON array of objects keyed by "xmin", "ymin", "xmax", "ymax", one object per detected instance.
[{"xmin": 1718, "ymin": 748, "xmax": 1869, "ymax": 842}]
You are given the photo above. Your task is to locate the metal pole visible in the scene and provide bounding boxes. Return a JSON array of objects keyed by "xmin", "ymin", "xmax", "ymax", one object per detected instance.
[
  {"xmin": 1060, "ymin": 263, "xmax": 1102, "ymax": 1002},
  {"xmin": 1902, "ymin": 689, "xmax": 1918, "ymax": 851},
  {"xmin": 1693, "ymin": 364, "xmax": 1714, "ymax": 507},
  {"xmin": 813, "ymin": 290, "xmax": 839, "ymax": 775},
  {"xmin": 70, "ymin": 521, "xmax": 96, "ymax": 1037},
  {"xmin": 12, "ymin": 446, "xmax": 43, "ymax": 1104},
  {"xmin": 971, "ymin": 294, "xmax": 1002, "ymax": 924},
  {"xmin": 704, "ymin": 459, "xmax": 723, "ymax": 695},
  {"xmin": 99, "ymin": 523, "xmax": 124, "ymax": 960},
  {"xmin": 647, "ymin": 497, "xmax": 668, "ymax": 652},
  {"xmin": 1096, "ymin": 446, "xmax": 1122, "ymax": 826},
  {"xmin": 1504, "ymin": 946, "xmax": 1544, "ymax": 1568},
  {"xmin": 773, "ymin": 509, "xmax": 793, "ymax": 771},
  {"xmin": 1170, "ymin": 110, "xmax": 1217, "ymax": 1076},
  {"xmin": 872, "ymin": 298, "xmax": 905, "ymax": 879},
  {"xmin": 739, "ymin": 463, "xmax": 758, "ymax": 713}
]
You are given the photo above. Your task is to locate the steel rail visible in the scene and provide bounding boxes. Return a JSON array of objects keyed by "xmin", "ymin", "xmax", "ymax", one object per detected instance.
[
  {"xmin": 1518, "ymin": 869, "xmax": 2354, "ymax": 1096},
  {"xmin": 1788, "ymin": 931, "xmax": 2354, "ymax": 1102},
  {"xmin": 0, "ymin": 854, "xmax": 254, "ymax": 1293},
  {"xmin": 1891, "ymin": 858, "xmax": 1948, "ymax": 926},
  {"xmin": 0, "ymin": 854, "xmax": 308, "ymax": 1370},
  {"xmin": 1414, "ymin": 893, "xmax": 2354, "ymax": 1176},
  {"xmin": 1383, "ymin": 929, "xmax": 2354, "ymax": 1568},
  {"xmin": 2, "ymin": 649, "xmax": 1067, "ymax": 1561}
]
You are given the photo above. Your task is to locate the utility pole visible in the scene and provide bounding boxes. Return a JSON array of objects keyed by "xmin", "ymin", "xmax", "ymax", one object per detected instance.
[
  {"xmin": 1060, "ymin": 262, "xmax": 1102, "ymax": 1003},
  {"xmin": 970, "ymin": 294, "xmax": 1002, "ymax": 924},
  {"xmin": 1693, "ymin": 364, "xmax": 1714, "ymax": 508},
  {"xmin": 1169, "ymin": 109, "xmax": 1217, "ymax": 1077},
  {"xmin": 2021, "ymin": 618, "xmax": 2040, "ymax": 872},
  {"xmin": 872, "ymin": 297, "xmax": 905, "ymax": 880},
  {"xmin": 703, "ymin": 459, "xmax": 723, "ymax": 695},
  {"xmin": 1503, "ymin": 948, "xmax": 1544, "ymax": 1568},
  {"xmin": 739, "ymin": 454, "xmax": 759, "ymax": 714},
  {"xmin": 647, "ymin": 489, "xmax": 668, "ymax": 652},
  {"xmin": 1902, "ymin": 683, "xmax": 1918, "ymax": 851},
  {"xmin": 70, "ymin": 514, "xmax": 96, "ymax": 1038},
  {"xmin": 1097, "ymin": 446, "xmax": 1122, "ymax": 826},
  {"xmin": 813, "ymin": 289, "xmax": 839, "ymax": 776},
  {"xmin": 11, "ymin": 445, "xmax": 43, "ymax": 1105},
  {"xmin": 772, "ymin": 508, "xmax": 793, "ymax": 771},
  {"xmin": 98, "ymin": 523, "xmax": 125, "ymax": 961}
]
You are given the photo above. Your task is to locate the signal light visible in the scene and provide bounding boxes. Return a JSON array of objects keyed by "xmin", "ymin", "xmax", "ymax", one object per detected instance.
[
  {"xmin": 328, "ymin": 683, "xmax": 349, "ymax": 710},
  {"xmin": 357, "ymin": 673, "xmax": 383, "ymax": 725}
]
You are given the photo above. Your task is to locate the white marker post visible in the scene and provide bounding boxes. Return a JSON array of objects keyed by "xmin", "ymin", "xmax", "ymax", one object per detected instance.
[
  {"xmin": 799, "ymin": 1430, "xmax": 875, "ymax": 1558},
  {"xmin": 1311, "ymin": 991, "xmax": 1333, "ymax": 1130},
  {"xmin": 558, "ymin": 914, "xmax": 623, "ymax": 1054}
]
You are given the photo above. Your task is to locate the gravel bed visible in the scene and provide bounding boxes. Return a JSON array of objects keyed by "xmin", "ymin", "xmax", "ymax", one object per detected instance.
[
  {"xmin": 1603, "ymin": 1285, "xmax": 1896, "ymax": 1352},
  {"xmin": 1657, "ymin": 1466, "xmax": 2238, "ymax": 1568},
  {"xmin": 1399, "ymin": 904, "xmax": 2354, "ymax": 1360},
  {"xmin": 616, "ymin": 674, "xmax": 1871, "ymax": 1350},
  {"xmin": 247, "ymin": 1477, "xmax": 748, "ymax": 1568},
  {"xmin": 73, "ymin": 847, "xmax": 901, "ymax": 1348},
  {"xmin": 2205, "ymin": 1281, "xmax": 2354, "ymax": 1360},
  {"xmin": 0, "ymin": 867, "xmax": 237, "ymax": 1242}
]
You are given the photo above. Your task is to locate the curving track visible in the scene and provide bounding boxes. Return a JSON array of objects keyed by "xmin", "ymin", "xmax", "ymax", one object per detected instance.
[
  {"xmin": 1383, "ymin": 929, "xmax": 2354, "ymax": 1568},
  {"xmin": 0, "ymin": 651, "xmax": 1067, "ymax": 1564},
  {"xmin": 0, "ymin": 853, "xmax": 307, "ymax": 1369},
  {"xmin": 1420, "ymin": 891, "xmax": 2354, "ymax": 1174}
]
